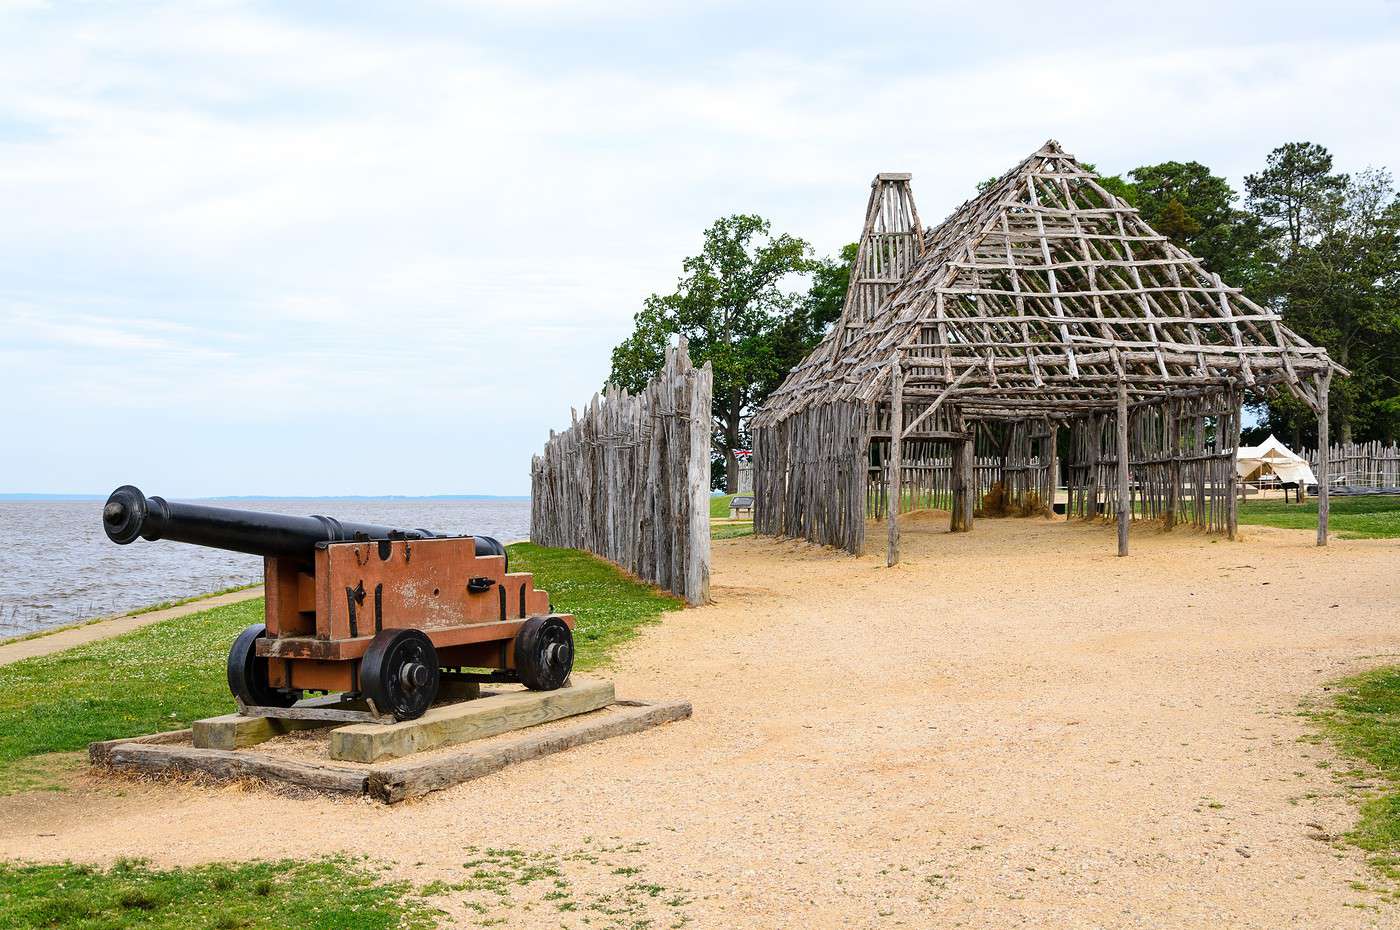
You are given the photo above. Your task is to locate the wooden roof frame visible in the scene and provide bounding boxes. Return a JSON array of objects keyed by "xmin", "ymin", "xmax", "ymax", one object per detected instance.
[{"xmin": 756, "ymin": 141, "xmax": 1345, "ymax": 427}]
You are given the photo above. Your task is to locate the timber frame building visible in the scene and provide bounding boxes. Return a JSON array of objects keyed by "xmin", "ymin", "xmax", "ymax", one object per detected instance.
[{"xmin": 753, "ymin": 141, "xmax": 1345, "ymax": 561}]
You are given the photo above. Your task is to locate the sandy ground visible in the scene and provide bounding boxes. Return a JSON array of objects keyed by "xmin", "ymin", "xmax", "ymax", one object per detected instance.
[
  {"xmin": 0, "ymin": 586, "xmax": 264, "ymax": 666},
  {"xmin": 3, "ymin": 516, "xmax": 1400, "ymax": 928}
]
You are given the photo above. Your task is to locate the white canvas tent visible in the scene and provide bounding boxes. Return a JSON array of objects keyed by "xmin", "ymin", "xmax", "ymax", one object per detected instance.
[{"xmin": 1236, "ymin": 434, "xmax": 1316, "ymax": 485}]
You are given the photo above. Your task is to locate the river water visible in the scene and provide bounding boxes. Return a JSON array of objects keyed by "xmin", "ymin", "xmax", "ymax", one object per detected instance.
[{"xmin": 0, "ymin": 498, "xmax": 532, "ymax": 637}]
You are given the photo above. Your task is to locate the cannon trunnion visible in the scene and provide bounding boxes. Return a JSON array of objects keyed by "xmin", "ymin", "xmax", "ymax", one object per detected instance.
[{"xmin": 103, "ymin": 486, "xmax": 574, "ymax": 721}]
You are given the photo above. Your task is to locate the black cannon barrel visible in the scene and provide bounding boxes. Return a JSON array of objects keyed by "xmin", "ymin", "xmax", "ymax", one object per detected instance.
[{"xmin": 102, "ymin": 485, "xmax": 507, "ymax": 566}]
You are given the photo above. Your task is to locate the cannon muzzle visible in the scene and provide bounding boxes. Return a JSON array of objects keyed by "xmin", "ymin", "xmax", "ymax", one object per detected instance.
[{"xmin": 102, "ymin": 485, "xmax": 507, "ymax": 565}]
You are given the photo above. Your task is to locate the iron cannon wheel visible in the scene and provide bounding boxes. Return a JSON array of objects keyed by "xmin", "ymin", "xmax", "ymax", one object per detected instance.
[
  {"xmin": 361, "ymin": 628, "xmax": 441, "ymax": 721},
  {"xmin": 514, "ymin": 615, "xmax": 574, "ymax": 691},
  {"xmin": 227, "ymin": 623, "xmax": 301, "ymax": 709}
]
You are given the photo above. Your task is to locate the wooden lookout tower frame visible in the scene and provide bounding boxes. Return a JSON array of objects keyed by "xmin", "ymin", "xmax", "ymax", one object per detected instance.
[{"xmin": 753, "ymin": 141, "xmax": 1345, "ymax": 561}]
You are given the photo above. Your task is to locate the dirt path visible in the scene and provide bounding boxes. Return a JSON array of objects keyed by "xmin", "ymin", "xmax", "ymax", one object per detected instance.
[
  {"xmin": 3, "ymin": 518, "xmax": 1399, "ymax": 928},
  {"xmin": 0, "ymin": 586, "xmax": 264, "ymax": 667}
]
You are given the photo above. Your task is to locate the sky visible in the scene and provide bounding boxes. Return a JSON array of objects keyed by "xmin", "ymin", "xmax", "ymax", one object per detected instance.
[{"xmin": 2, "ymin": 0, "xmax": 1398, "ymax": 497}]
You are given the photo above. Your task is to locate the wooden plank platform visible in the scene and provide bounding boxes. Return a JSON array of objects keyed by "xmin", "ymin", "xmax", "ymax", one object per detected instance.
[
  {"xmin": 329, "ymin": 680, "xmax": 615, "ymax": 763},
  {"xmin": 191, "ymin": 681, "xmax": 482, "ymax": 750},
  {"xmin": 368, "ymin": 699, "xmax": 691, "ymax": 803},
  {"xmin": 89, "ymin": 694, "xmax": 690, "ymax": 804}
]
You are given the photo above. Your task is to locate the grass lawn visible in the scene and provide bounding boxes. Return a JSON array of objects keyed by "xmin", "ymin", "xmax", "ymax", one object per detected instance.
[
  {"xmin": 1238, "ymin": 495, "xmax": 1400, "ymax": 539},
  {"xmin": 710, "ymin": 493, "xmax": 735, "ymax": 518},
  {"xmin": 710, "ymin": 493, "xmax": 754, "ymax": 538},
  {"xmin": 1309, "ymin": 667, "xmax": 1400, "ymax": 893},
  {"xmin": 712, "ymin": 521, "xmax": 753, "ymax": 540},
  {"xmin": 506, "ymin": 542, "xmax": 683, "ymax": 670},
  {"xmin": 0, "ymin": 857, "xmax": 437, "ymax": 930},
  {"xmin": 0, "ymin": 542, "xmax": 680, "ymax": 789},
  {"xmin": 0, "ymin": 543, "xmax": 683, "ymax": 927}
]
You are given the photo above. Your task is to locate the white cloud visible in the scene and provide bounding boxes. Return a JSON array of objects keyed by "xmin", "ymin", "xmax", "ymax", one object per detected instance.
[{"xmin": 0, "ymin": 1, "xmax": 1396, "ymax": 493}]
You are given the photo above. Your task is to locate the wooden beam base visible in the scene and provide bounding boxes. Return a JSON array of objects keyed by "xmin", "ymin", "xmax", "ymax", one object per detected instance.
[
  {"xmin": 329, "ymin": 680, "xmax": 615, "ymax": 763},
  {"xmin": 369, "ymin": 699, "xmax": 691, "ymax": 803},
  {"xmin": 90, "ymin": 690, "xmax": 689, "ymax": 803},
  {"xmin": 192, "ymin": 681, "xmax": 482, "ymax": 750}
]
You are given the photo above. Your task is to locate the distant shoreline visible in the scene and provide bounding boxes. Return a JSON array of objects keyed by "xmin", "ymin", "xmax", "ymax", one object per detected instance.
[{"xmin": 0, "ymin": 493, "xmax": 531, "ymax": 502}]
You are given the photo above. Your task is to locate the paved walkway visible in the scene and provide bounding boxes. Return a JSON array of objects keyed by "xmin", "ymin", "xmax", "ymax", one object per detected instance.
[{"xmin": 0, "ymin": 586, "xmax": 264, "ymax": 666}]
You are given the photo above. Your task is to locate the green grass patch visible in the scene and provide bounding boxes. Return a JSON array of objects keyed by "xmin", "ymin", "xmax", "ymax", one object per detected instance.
[
  {"xmin": 0, "ymin": 597, "xmax": 264, "ymax": 787},
  {"xmin": 0, "ymin": 543, "xmax": 678, "ymax": 788},
  {"xmin": 0, "ymin": 585, "xmax": 259, "ymax": 648},
  {"xmin": 1238, "ymin": 495, "xmax": 1400, "ymax": 539},
  {"xmin": 1310, "ymin": 666, "xmax": 1400, "ymax": 886},
  {"xmin": 0, "ymin": 544, "xmax": 683, "ymax": 928},
  {"xmin": 0, "ymin": 857, "xmax": 437, "ymax": 930},
  {"xmin": 507, "ymin": 542, "xmax": 683, "ymax": 671},
  {"xmin": 126, "ymin": 584, "xmax": 259, "ymax": 617},
  {"xmin": 712, "ymin": 522, "xmax": 753, "ymax": 540},
  {"xmin": 710, "ymin": 494, "xmax": 735, "ymax": 518},
  {"xmin": 417, "ymin": 842, "xmax": 692, "ymax": 927}
]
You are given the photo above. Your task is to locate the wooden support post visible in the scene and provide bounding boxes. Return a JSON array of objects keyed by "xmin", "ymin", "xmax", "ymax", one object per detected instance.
[
  {"xmin": 1117, "ymin": 380, "xmax": 1130, "ymax": 557},
  {"xmin": 1317, "ymin": 373, "xmax": 1331, "ymax": 546},
  {"xmin": 1164, "ymin": 400, "xmax": 1178, "ymax": 529},
  {"xmin": 1227, "ymin": 390, "xmax": 1239, "ymax": 541},
  {"xmin": 887, "ymin": 356, "xmax": 903, "ymax": 566},
  {"xmin": 960, "ymin": 423, "xmax": 977, "ymax": 532},
  {"xmin": 949, "ymin": 409, "xmax": 972, "ymax": 533},
  {"xmin": 949, "ymin": 435, "xmax": 966, "ymax": 533},
  {"xmin": 685, "ymin": 365, "xmax": 711, "ymax": 604}
]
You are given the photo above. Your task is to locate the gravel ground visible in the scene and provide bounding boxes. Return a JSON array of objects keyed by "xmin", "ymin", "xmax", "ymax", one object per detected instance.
[{"xmin": 2, "ymin": 515, "xmax": 1398, "ymax": 929}]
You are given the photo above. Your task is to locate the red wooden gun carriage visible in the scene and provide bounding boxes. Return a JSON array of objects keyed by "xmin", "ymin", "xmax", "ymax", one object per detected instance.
[{"xmin": 102, "ymin": 486, "xmax": 574, "ymax": 721}]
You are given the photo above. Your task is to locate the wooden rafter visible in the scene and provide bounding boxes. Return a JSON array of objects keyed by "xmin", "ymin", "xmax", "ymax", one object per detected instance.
[{"xmin": 756, "ymin": 141, "xmax": 1345, "ymax": 427}]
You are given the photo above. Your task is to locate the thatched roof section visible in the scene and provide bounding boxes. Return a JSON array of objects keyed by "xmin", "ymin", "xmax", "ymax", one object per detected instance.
[{"xmin": 756, "ymin": 141, "xmax": 1342, "ymax": 426}]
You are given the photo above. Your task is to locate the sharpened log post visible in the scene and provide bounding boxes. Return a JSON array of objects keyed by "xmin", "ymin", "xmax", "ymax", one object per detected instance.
[
  {"xmin": 1116, "ymin": 380, "xmax": 1130, "ymax": 557},
  {"xmin": 949, "ymin": 409, "xmax": 972, "ymax": 533},
  {"xmin": 887, "ymin": 355, "xmax": 903, "ymax": 566},
  {"xmin": 1317, "ymin": 373, "xmax": 1331, "ymax": 546},
  {"xmin": 1227, "ymin": 387, "xmax": 1239, "ymax": 541},
  {"xmin": 1164, "ymin": 400, "xmax": 1178, "ymax": 529},
  {"xmin": 961, "ymin": 429, "xmax": 976, "ymax": 530}
]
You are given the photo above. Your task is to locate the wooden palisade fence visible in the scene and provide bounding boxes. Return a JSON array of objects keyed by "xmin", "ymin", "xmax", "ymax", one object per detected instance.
[
  {"xmin": 531, "ymin": 341, "xmax": 712, "ymax": 605},
  {"xmin": 1306, "ymin": 441, "xmax": 1400, "ymax": 491}
]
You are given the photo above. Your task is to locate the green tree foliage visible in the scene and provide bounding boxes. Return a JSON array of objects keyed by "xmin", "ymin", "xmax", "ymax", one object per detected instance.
[
  {"xmin": 1101, "ymin": 147, "xmax": 1398, "ymax": 447},
  {"xmin": 1129, "ymin": 160, "xmax": 1264, "ymax": 290},
  {"xmin": 1249, "ymin": 160, "xmax": 1400, "ymax": 444},
  {"xmin": 1246, "ymin": 142, "xmax": 1348, "ymax": 251},
  {"xmin": 608, "ymin": 215, "xmax": 843, "ymax": 491},
  {"xmin": 754, "ymin": 241, "xmax": 856, "ymax": 404}
]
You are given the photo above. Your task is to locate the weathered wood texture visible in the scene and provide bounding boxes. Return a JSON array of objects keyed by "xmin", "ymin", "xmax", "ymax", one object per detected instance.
[
  {"xmin": 97, "ymin": 741, "xmax": 370, "ymax": 794},
  {"xmin": 368, "ymin": 699, "xmax": 692, "ymax": 803},
  {"xmin": 1306, "ymin": 441, "xmax": 1400, "ymax": 489},
  {"xmin": 92, "ymin": 698, "xmax": 692, "ymax": 803},
  {"xmin": 753, "ymin": 141, "xmax": 1342, "ymax": 557},
  {"xmin": 1066, "ymin": 391, "xmax": 1241, "ymax": 532},
  {"xmin": 753, "ymin": 401, "xmax": 868, "ymax": 553},
  {"xmin": 886, "ymin": 357, "xmax": 903, "ymax": 565},
  {"xmin": 329, "ymin": 680, "xmax": 615, "ymax": 763},
  {"xmin": 193, "ymin": 713, "xmax": 328, "ymax": 751},
  {"xmin": 531, "ymin": 341, "xmax": 712, "ymax": 605},
  {"xmin": 1317, "ymin": 374, "xmax": 1331, "ymax": 546},
  {"xmin": 865, "ymin": 413, "xmax": 1054, "ymax": 522}
]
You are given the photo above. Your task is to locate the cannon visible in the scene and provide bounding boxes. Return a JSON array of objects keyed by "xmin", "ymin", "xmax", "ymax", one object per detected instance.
[{"xmin": 102, "ymin": 486, "xmax": 574, "ymax": 722}]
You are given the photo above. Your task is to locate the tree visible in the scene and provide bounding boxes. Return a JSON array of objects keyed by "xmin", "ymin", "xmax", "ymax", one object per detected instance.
[
  {"xmin": 607, "ymin": 215, "xmax": 815, "ymax": 491},
  {"xmin": 1266, "ymin": 169, "xmax": 1400, "ymax": 443},
  {"xmin": 1129, "ymin": 160, "xmax": 1264, "ymax": 290},
  {"xmin": 1244, "ymin": 144, "xmax": 1400, "ymax": 445},
  {"xmin": 1245, "ymin": 142, "xmax": 1348, "ymax": 252},
  {"xmin": 753, "ymin": 242, "xmax": 856, "ymax": 404}
]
